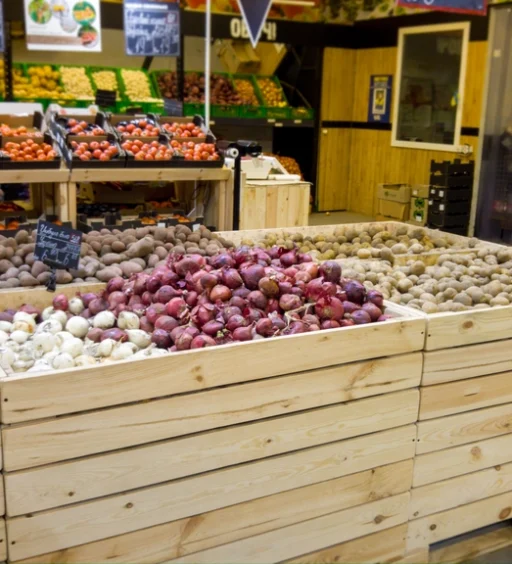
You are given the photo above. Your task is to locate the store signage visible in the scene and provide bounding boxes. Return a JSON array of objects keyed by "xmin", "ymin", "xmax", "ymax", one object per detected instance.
[
  {"xmin": 397, "ymin": 0, "xmax": 486, "ymax": 15},
  {"xmin": 164, "ymin": 98, "xmax": 183, "ymax": 117},
  {"xmin": 237, "ymin": 0, "xmax": 273, "ymax": 47},
  {"xmin": 34, "ymin": 221, "xmax": 82, "ymax": 272},
  {"xmin": 24, "ymin": 0, "xmax": 102, "ymax": 51},
  {"xmin": 229, "ymin": 18, "xmax": 277, "ymax": 42},
  {"xmin": 0, "ymin": 0, "xmax": 4, "ymax": 53},
  {"xmin": 95, "ymin": 89, "xmax": 117, "ymax": 108},
  {"xmin": 124, "ymin": 0, "xmax": 180, "ymax": 56},
  {"xmin": 368, "ymin": 75, "xmax": 392, "ymax": 123}
]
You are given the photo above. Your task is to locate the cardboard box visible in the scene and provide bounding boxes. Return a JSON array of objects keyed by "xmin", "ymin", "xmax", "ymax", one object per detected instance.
[
  {"xmin": 411, "ymin": 185, "xmax": 430, "ymax": 199},
  {"xmin": 377, "ymin": 183, "xmax": 411, "ymax": 204},
  {"xmin": 215, "ymin": 39, "xmax": 260, "ymax": 74},
  {"xmin": 377, "ymin": 199, "xmax": 410, "ymax": 221},
  {"xmin": 409, "ymin": 197, "xmax": 428, "ymax": 226}
]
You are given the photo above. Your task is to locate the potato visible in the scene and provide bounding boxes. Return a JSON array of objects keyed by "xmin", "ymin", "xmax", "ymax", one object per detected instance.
[
  {"xmin": 96, "ymin": 266, "xmax": 123, "ymax": 282},
  {"xmin": 120, "ymin": 261, "xmax": 143, "ymax": 277},
  {"xmin": 37, "ymin": 272, "xmax": 52, "ymax": 285},
  {"xmin": 0, "ymin": 267, "xmax": 19, "ymax": 280},
  {"xmin": 19, "ymin": 272, "xmax": 38, "ymax": 286},
  {"xmin": 0, "ymin": 259, "xmax": 12, "ymax": 274},
  {"xmin": 111, "ymin": 241, "xmax": 126, "ymax": 253},
  {"xmin": 102, "ymin": 253, "xmax": 123, "ymax": 266}
]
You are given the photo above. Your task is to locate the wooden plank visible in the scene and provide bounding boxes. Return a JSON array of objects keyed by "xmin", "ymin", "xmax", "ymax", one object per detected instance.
[
  {"xmin": 5, "ymin": 390, "xmax": 419, "ymax": 515},
  {"xmin": 410, "ymin": 462, "xmax": 512, "ymax": 519},
  {"xmin": 423, "ymin": 341, "xmax": 512, "ymax": 386},
  {"xmin": 0, "ymin": 167, "xmax": 69, "ymax": 184},
  {"xmin": 321, "ymin": 48, "xmax": 355, "ymax": 122},
  {"xmin": 12, "ymin": 461, "xmax": 412, "ymax": 564},
  {"xmin": 0, "ymin": 315, "xmax": 425, "ymax": 424},
  {"xmin": 0, "ymin": 519, "xmax": 5, "ymax": 562},
  {"xmin": 416, "ymin": 403, "xmax": 512, "ymax": 455},
  {"xmin": 407, "ymin": 491, "xmax": 512, "ymax": 552},
  {"xmin": 167, "ymin": 493, "xmax": 410, "ymax": 563},
  {"xmin": 0, "ymin": 283, "xmax": 105, "ymax": 311},
  {"xmin": 430, "ymin": 522, "xmax": 512, "ymax": 564},
  {"xmin": 69, "ymin": 167, "xmax": 231, "ymax": 183},
  {"xmin": 414, "ymin": 434, "xmax": 512, "ymax": 487},
  {"xmin": 283, "ymin": 524, "xmax": 408, "ymax": 564},
  {"xmin": 265, "ymin": 185, "xmax": 279, "ymax": 228},
  {"xmin": 3, "ymin": 352, "xmax": 422, "ymax": 471},
  {"xmin": 463, "ymin": 42, "xmax": 487, "ymax": 129},
  {"xmin": 317, "ymin": 128, "xmax": 351, "ymax": 211},
  {"xmin": 6, "ymin": 425, "xmax": 416, "ymax": 560},
  {"xmin": 425, "ymin": 307, "xmax": 512, "ymax": 351},
  {"xmin": 419, "ymin": 372, "xmax": 512, "ymax": 420}
]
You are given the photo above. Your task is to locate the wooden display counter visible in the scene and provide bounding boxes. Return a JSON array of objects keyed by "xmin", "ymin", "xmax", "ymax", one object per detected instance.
[{"xmin": 240, "ymin": 175, "xmax": 310, "ymax": 230}]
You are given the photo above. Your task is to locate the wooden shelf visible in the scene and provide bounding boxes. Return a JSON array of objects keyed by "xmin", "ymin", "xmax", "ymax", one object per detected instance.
[
  {"xmin": 69, "ymin": 167, "xmax": 231, "ymax": 184},
  {"xmin": 0, "ymin": 165, "xmax": 69, "ymax": 184}
]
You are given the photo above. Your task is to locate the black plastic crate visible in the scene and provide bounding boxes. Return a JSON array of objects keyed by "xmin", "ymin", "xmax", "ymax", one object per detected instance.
[
  {"xmin": 428, "ymin": 210, "xmax": 469, "ymax": 228},
  {"xmin": 429, "ymin": 186, "xmax": 472, "ymax": 202},
  {"xmin": 429, "ymin": 173, "xmax": 473, "ymax": 189},
  {"xmin": 430, "ymin": 159, "xmax": 474, "ymax": 177},
  {"xmin": 65, "ymin": 133, "xmax": 126, "ymax": 169},
  {"xmin": 429, "ymin": 199, "xmax": 471, "ymax": 215},
  {"xmin": 0, "ymin": 132, "xmax": 62, "ymax": 170}
]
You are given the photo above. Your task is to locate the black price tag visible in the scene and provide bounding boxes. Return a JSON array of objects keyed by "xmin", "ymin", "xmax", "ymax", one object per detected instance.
[
  {"xmin": 34, "ymin": 221, "xmax": 82, "ymax": 272},
  {"xmin": 95, "ymin": 89, "xmax": 117, "ymax": 108},
  {"xmin": 164, "ymin": 98, "xmax": 183, "ymax": 117},
  {"xmin": 126, "ymin": 106, "xmax": 144, "ymax": 115}
]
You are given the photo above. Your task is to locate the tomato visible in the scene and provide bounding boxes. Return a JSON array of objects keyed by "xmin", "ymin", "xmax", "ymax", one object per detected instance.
[
  {"xmin": 83, "ymin": 151, "xmax": 92, "ymax": 159},
  {"xmin": 145, "ymin": 154, "xmax": 154, "ymax": 161},
  {"xmin": 135, "ymin": 152, "xmax": 145, "ymax": 161},
  {"xmin": 133, "ymin": 139, "xmax": 143, "ymax": 148},
  {"xmin": 93, "ymin": 149, "xmax": 102, "ymax": 159},
  {"xmin": 38, "ymin": 154, "xmax": 47, "ymax": 161},
  {"xmin": 109, "ymin": 147, "xmax": 118, "ymax": 156},
  {"xmin": 100, "ymin": 153, "xmax": 110, "ymax": 161},
  {"xmin": 151, "ymin": 141, "xmax": 160, "ymax": 148},
  {"xmin": 100, "ymin": 141, "xmax": 111, "ymax": 151},
  {"xmin": 131, "ymin": 146, "xmax": 140, "ymax": 155},
  {"xmin": 80, "ymin": 154, "xmax": 90, "ymax": 161},
  {"xmin": 121, "ymin": 142, "xmax": 131, "ymax": 151},
  {"xmin": 71, "ymin": 141, "xmax": 78, "ymax": 149},
  {"xmin": 79, "ymin": 121, "xmax": 88, "ymax": 129},
  {"xmin": 118, "ymin": 125, "xmax": 125, "ymax": 133},
  {"xmin": 139, "ymin": 120, "xmax": 147, "ymax": 128},
  {"xmin": 126, "ymin": 124, "xmax": 136, "ymax": 133},
  {"xmin": 90, "ymin": 141, "xmax": 100, "ymax": 151},
  {"xmin": 68, "ymin": 119, "xmax": 77, "ymax": 127}
]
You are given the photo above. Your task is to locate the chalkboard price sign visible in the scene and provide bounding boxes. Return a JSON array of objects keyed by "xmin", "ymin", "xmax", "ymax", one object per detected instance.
[
  {"xmin": 95, "ymin": 89, "xmax": 117, "ymax": 108},
  {"xmin": 34, "ymin": 221, "xmax": 82, "ymax": 271},
  {"xmin": 164, "ymin": 98, "xmax": 183, "ymax": 117}
]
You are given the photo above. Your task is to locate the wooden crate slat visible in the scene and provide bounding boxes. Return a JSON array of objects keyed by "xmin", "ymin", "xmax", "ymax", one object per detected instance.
[
  {"xmin": 423, "ymin": 341, "xmax": 512, "ymax": 386},
  {"xmin": 0, "ymin": 519, "xmax": 5, "ymax": 562},
  {"xmin": 407, "ymin": 490, "xmax": 512, "ymax": 552},
  {"xmin": 6, "ymin": 425, "xmax": 416, "ymax": 560},
  {"xmin": 419, "ymin": 371, "xmax": 512, "ymax": 420},
  {"xmin": 5, "ymin": 389, "xmax": 419, "ymax": 516},
  {"xmin": 416, "ymin": 403, "xmax": 512, "ymax": 455},
  {"xmin": 165, "ymin": 493, "xmax": 410, "ymax": 564},
  {"xmin": 3, "ymin": 352, "xmax": 422, "ymax": 471},
  {"xmin": 0, "ymin": 313, "xmax": 425, "ymax": 425},
  {"xmin": 282, "ymin": 524, "xmax": 408, "ymax": 564},
  {"xmin": 11, "ymin": 461, "xmax": 412, "ymax": 564},
  {"xmin": 410, "ymin": 462, "xmax": 512, "ymax": 519},
  {"xmin": 413, "ymin": 434, "xmax": 512, "ymax": 487},
  {"xmin": 425, "ymin": 307, "xmax": 512, "ymax": 351}
]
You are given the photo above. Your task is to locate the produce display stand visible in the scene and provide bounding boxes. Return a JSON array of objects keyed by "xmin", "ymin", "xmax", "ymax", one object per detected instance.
[{"xmin": 0, "ymin": 287, "xmax": 425, "ymax": 563}]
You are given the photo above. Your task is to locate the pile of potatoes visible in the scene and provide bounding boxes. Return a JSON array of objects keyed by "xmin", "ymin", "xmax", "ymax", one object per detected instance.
[
  {"xmin": 340, "ymin": 246, "xmax": 512, "ymax": 313},
  {"xmin": 0, "ymin": 225, "xmax": 234, "ymax": 289},
  {"xmin": 247, "ymin": 224, "xmax": 484, "ymax": 262}
]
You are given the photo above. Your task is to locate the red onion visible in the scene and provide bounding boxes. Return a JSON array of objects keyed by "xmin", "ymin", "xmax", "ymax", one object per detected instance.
[
  {"xmin": 284, "ymin": 267, "xmax": 298, "ymax": 278},
  {"xmin": 0, "ymin": 311, "xmax": 13, "ymax": 322},
  {"xmin": 295, "ymin": 271, "xmax": 312, "ymax": 284},
  {"xmin": 305, "ymin": 278, "xmax": 324, "ymax": 301},
  {"xmin": 191, "ymin": 335, "xmax": 217, "ymax": 348},
  {"xmin": 155, "ymin": 316, "xmax": 180, "ymax": 333},
  {"xmin": 140, "ymin": 316, "xmax": 154, "ymax": 333},
  {"xmin": 131, "ymin": 302, "xmax": 146, "ymax": 317},
  {"xmin": 298, "ymin": 262, "xmax": 318, "ymax": 278},
  {"xmin": 161, "ymin": 270, "xmax": 179, "ymax": 287},
  {"xmin": 269, "ymin": 312, "xmax": 286, "ymax": 330},
  {"xmin": 147, "ymin": 274, "xmax": 162, "ymax": 293},
  {"xmin": 133, "ymin": 273, "xmax": 150, "ymax": 295},
  {"xmin": 141, "ymin": 291, "xmax": 153, "ymax": 306},
  {"xmin": 233, "ymin": 326, "xmax": 253, "ymax": 341},
  {"xmin": 340, "ymin": 319, "xmax": 355, "ymax": 327},
  {"xmin": 248, "ymin": 290, "xmax": 267, "ymax": 310},
  {"xmin": 175, "ymin": 331, "xmax": 193, "ymax": 350},
  {"xmin": 165, "ymin": 297, "xmax": 188, "ymax": 319},
  {"xmin": 154, "ymin": 285, "xmax": 180, "ymax": 304},
  {"xmin": 101, "ymin": 328, "xmax": 128, "ymax": 342},
  {"xmin": 108, "ymin": 291, "xmax": 127, "ymax": 310},
  {"xmin": 278, "ymin": 281, "xmax": 293, "ymax": 295},
  {"xmin": 321, "ymin": 320, "xmax": 340, "ymax": 329},
  {"xmin": 122, "ymin": 280, "xmax": 135, "ymax": 296},
  {"xmin": 185, "ymin": 326, "xmax": 200, "ymax": 339},
  {"xmin": 343, "ymin": 280, "xmax": 366, "ymax": 305},
  {"xmin": 290, "ymin": 287, "xmax": 303, "ymax": 298},
  {"xmin": 233, "ymin": 287, "xmax": 250, "ymax": 299},
  {"xmin": 241, "ymin": 264, "xmax": 265, "ymax": 290},
  {"xmin": 81, "ymin": 308, "xmax": 92, "ymax": 319},
  {"xmin": 170, "ymin": 326, "xmax": 185, "ymax": 342},
  {"xmin": 266, "ymin": 298, "xmax": 279, "ymax": 313},
  {"xmin": 233, "ymin": 246, "xmax": 251, "ymax": 265},
  {"xmin": 315, "ymin": 297, "xmax": 344, "ymax": 321},
  {"xmin": 222, "ymin": 306, "xmax": 242, "ymax": 322},
  {"xmin": 87, "ymin": 328, "xmax": 103, "ymax": 342},
  {"xmin": 191, "ymin": 303, "xmax": 216, "ymax": 326},
  {"xmin": 128, "ymin": 295, "xmax": 142, "ymax": 306},
  {"xmin": 53, "ymin": 294, "xmax": 69, "ymax": 311},
  {"xmin": 226, "ymin": 314, "xmax": 247, "ymax": 332},
  {"xmin": 152, "ymin": 329, "xmax": 172, "ymax": 349},
  {"xmin": 343, "ymin": 301, "xmax": 361, "ymax": 314},
  {"xmin": 280, "ymin": 249, "xmax": 298, "ymax": 267},
  {"xmin": 378, "ymin": 314, "xmax": 392, "ymax": 322},
  {"xmin": 244, "ymin": 307, "xmax": 265, "ymax": 323},
  {"xmin": 185, "ymin": 291, "xmax": 198, "ymax": 307},
  {"xmin": 89, "ymin": 298, "xmax": 108, "ymax": 315},
  {"xmin": 258, "ymin": 277, "xmax": 279, "ymax": 298},
  {"xmin": 255, "ymin": 318, "xmax": 274, "ymax": 337},
  {"xmin": 268, "ymin": 246, "xmax": 281, "ymax": 259},
  {"xmin": 210, "ymin": 285, "xmax": 232, "ymax": 302},
  {"xmin": 210, "ymin": 253, "xmax": 235, "ymax": 269},
  {"xmin": 279, "ymin": 294, "xmax": 302, "ymax": 311},
  {"xmin": 302, "ymin": 313, "xmax": 320, "ymax": 326},
  {"xmin": 350, "ymin": 310, "xmax": 372, "ymax": 325},
  {"xmin": 20, "ymin": 304, "xmax": 41, "ymax": 320},
  {"xmin": 298, "ymin": 253, "xmax": 313, "ymax": 263},
  {"xmin": 253, "ymin": 249, "xmax": 271, "ymax": 264},
  {"xmin": 308, "ymin": 324, "xmax": 321, "ymax": 332},
  {"xmin": 202, "ymin": 320, "xmax": 224, "ymax": 336},
  {"xmin": 362, "ymin": 302, "xmax": 383, "ymax": 322},
  {"xmin": 287, "ymin": 320, "xmax": 306, "ymax": 334},
  {"xmin": 146, "ymin": 303, "xmax": 166, "ymax": 325},
  {"xmin": 367, "ymin": 290, "xmax": 384, "ymax": 309},
  {"xmin": 115, "ymin": 304, "xmax": 129, "ymax": 316},
  {"xmin": 107, "ymin": 277, "xmax": 125, "ymax": 294},
  {"xmin": 319, "ymin": 261, "xmax": 342, "ymax": 284},
  {"xmin": 174, "ymin": 257, "xmax": 202, "ymax": 278},
  {"xmin": 221, "ymin": 268, "xmax": 243, "ymax": 289},
  {"xmin": 335, "ymin": 287, "xmax": 347, "ymax": 302},
  {"xmin": 230, "ymin": 296, "xmax": 247, "ymax": 309}
]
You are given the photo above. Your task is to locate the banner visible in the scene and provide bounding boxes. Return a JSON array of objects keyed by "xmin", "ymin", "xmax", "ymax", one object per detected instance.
[
  {"xmin": 24, "ymin": 0, "xmax": 102, "ymax": 51},
  {"xmin": 124, "ymin": 0, "xmax": 180, "ymax": 56},
  {"xmin": 237, "ymin": 0, "xmax": 272, "ymax": 47},
  {"xmin": 397, "ymin": 0, "xmax": 487, "ymax": 15}
]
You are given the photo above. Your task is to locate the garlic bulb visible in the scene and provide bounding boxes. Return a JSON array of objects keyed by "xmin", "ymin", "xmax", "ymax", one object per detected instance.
[
  {"xmin": 65, "ymin": 316, "xmax": 89, "ymax": 338},
  {"xmin": 28, "ymin": 360, "xmax": 53, "ymax": 373},
  {"xmin": 93, "ymin": 311, "xmax": 116, "ymax": 330},
  {"xmin": 13, "ymin": 312, "xmax": 37, "ymax": 331},
  {"xmin": 98, "ymin": 338, "xmax": 116, "ymax": 357},
  {"xmin": 75, "ymin": 355, "xmax": 97, "ymax": 367},
  {"xmin": 0, "ymin": 321, "xmax": 13, "ymax": 333},
  {"xmin": 0, "ymin": 347, "xmax": 16, "ymax": 368},
  {"xmin": 52, "ymin": 353, "xmax": 75, "ymax": 370},
  {"xmin": 111, "ymin": 342, "xmax": 136, "ymax": 361},
  {"xmin": 117, "ymin": 311, "xmax": 140, "ymax": 330},
  {"xmin": 55, "ymin": 331, "xmax": 74, "ymax": 346},
  {"xmin": 42, "ymin": 306, "xmax": 56, "ymax": 321},
  {"xmin": 12, "ymin": 320, "xmax": 34, "ymax": 334},
  {"xmin": 12, "ymin": 359, "xmax": 35, "ymax": 372},
  {"xmin": 49, "ymin": 310, "xmax": 68, "ymax": 327}
]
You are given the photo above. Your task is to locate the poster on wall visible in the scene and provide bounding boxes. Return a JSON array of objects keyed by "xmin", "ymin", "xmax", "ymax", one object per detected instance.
[
  {"xmin": 0, "ymin": 0, "xmax": 4, "ymax": 53},
  {"xmin": 24, "ymin": 0, "xmax": 102, "ymax": 51},
  {"xmin": 397, "ymin": 0, "xmax": 487, "ymax": 15},
  {"xmin": 124, "ymin": 0, "xmax": 180, "ymax": 56},
  {"xmin": 368, "ymin": 75, "xmax": 392, "ymax": 123}
]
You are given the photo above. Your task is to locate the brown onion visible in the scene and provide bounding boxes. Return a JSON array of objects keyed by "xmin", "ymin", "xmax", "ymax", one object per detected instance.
[
  {"xmin": 210, "ymin": 285, "xmax": 232, "ymax": 302},
  {"xmin": 258, "ymin": 277, "xmax": 279, "ymax": 297}
]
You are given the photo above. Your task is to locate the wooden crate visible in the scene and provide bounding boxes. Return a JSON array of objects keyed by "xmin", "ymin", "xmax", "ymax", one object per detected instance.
[{"xmin": 0, "ymin": 287, "xmax": 425, "ymax": 563}]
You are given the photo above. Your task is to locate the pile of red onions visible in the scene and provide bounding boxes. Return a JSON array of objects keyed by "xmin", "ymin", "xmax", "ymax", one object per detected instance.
[{"xmin": 52, "ymin": 246, "xmax": 390, "ymax": 352}]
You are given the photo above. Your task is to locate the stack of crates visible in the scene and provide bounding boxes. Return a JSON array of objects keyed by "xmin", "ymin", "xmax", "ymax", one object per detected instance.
[{"xmin": 427, "ymin": 159, "xmax": 474, "ymax": 235}]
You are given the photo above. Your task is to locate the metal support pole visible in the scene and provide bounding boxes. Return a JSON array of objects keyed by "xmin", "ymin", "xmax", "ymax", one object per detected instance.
[
  {"xmin": 3, "ymin": 13, "xmax": 13, "ymax": 102},
  {"xmin": 204, "ymin": 0, "xmax": 211, "ymax": 126}
]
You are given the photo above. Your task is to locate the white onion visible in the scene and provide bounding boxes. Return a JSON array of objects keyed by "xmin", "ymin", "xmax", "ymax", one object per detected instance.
[
  {"xmin": 65, "ymin": 316, "xmax": 89, "ymax": 338},
  {"xmin": 98, "ymin": 338, "xmax": 116, "ymax": 357},
  {"xmin": 33, "ymin": 333, "xmax": 57, "ymax": 354},
  {"xmin": 68, "ymin": 297, "xmax": 85, "ymax": 315},
  {"xmin": 61, "ymin": 338, "xmax": 84, "ymax": 359},
  {"xmin": 111, "ymin": 342, "xmax": 136, "ymax": 361},
  {"xmin": 43, "ymin": 349, "xmax": 60, "ymax": 364},
  {"xmin": 0, "ymin": 321, "xmax": 13, "ymax": 333},
  {"xmin": 126, "ymin": 329, "xmax": 151, "ymax": 349},
  {"xmin": 55, "ymin": 331, "xmax": 74, "ymax": 346},
  {"xmin": 37, "ymin": 319, "xmax": 63, "ymax": 335},
  {"xmin": 50, "ymin": 310, "xmax": 68, "ymax": 327},
  {"xmin": 27, "ymin": 360, "xmax": 53, "ymax": 373},
  {"xmin": 93, "ymin": 311, "xmax": 116, "ymax": 330},
  {"xmin": 4, "ymin": 341, "xmax": 20, "ymax": 352},
  {"xmin": 14, "ymin": 312, "xmax": 37, "ymax": 330},
  {"xmin": 52, "ymin": 353, "xmax": 75, "ymax": 370},
  {"xmin": 75, "ymin": 355, "xmax": 97, "ymax": 367},
  {"xmin": 12, "ymin": 320, "xmax": 34, "ymax": 334},
  {"xmin": 12, "ymin": 359, "xmax": 35, "ymax": 372},
  {"xmin": 10, "ymin": 330, "xmax": 29, "ymax": 344},
  {"xmin": 0, "ymin": 331, "xmax": 8, "ymax": 345},
  {"xmin": 0, "ymin": 348, "xmax": 16, "ymax": 368},
  {"xmin": 18, "ymin": 345, "xmax": 35, "ymax": 362},
  {"xmin": 132, "ymin": 346, "xmax": 168, "ymax": 360},
  {"xmin": 117, "ymin": 311, "xmax": 140, "ymax": 330},
  {"xmin": 42, "ymin": 306, "xmax": 56, "ymax": 321}
]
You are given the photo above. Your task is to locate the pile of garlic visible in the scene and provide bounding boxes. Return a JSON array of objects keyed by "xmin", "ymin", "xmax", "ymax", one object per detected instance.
[{"xmin": 0, "ymin": 306, "xmax": 167, "ymax": 375}]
